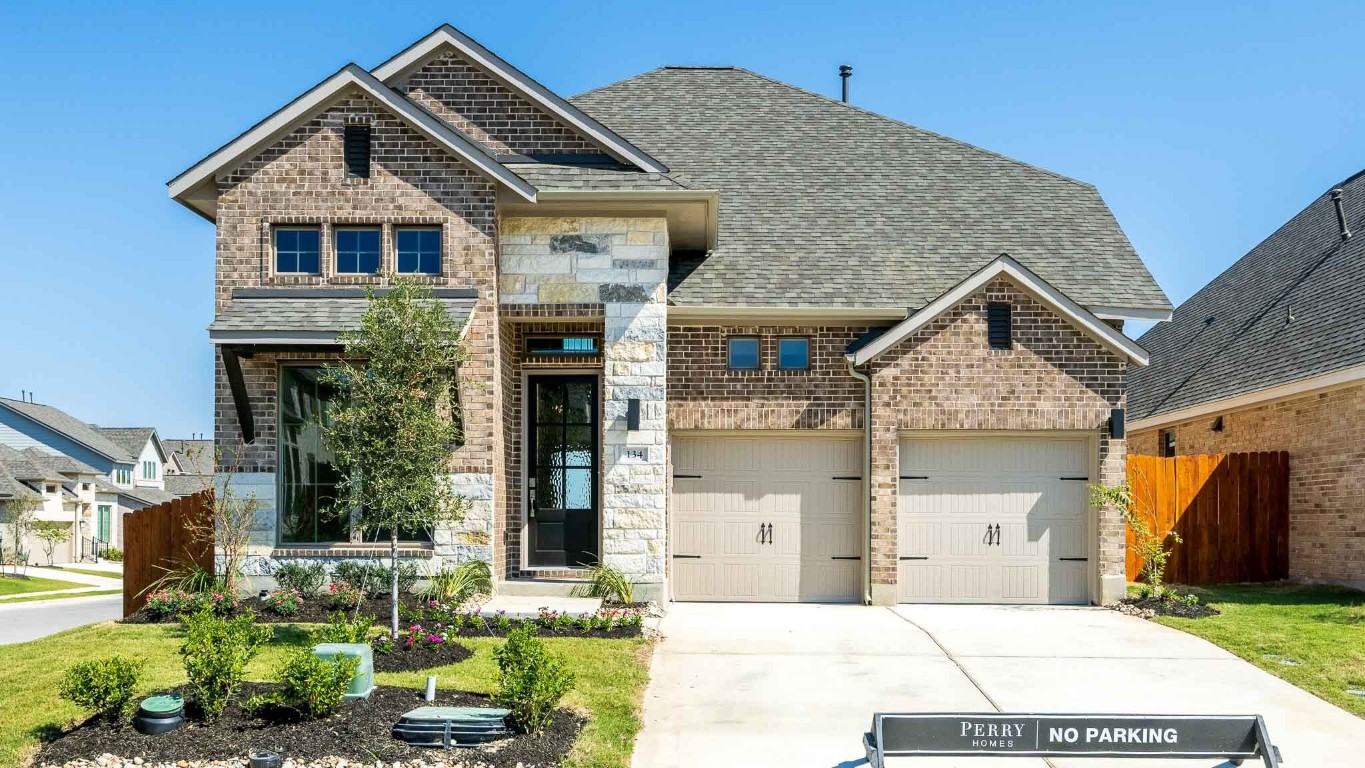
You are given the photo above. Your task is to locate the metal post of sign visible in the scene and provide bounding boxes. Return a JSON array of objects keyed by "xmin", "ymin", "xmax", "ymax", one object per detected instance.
[{"xmin": 864, "ymin": 713, "xmax": 1281, "ymax": 768}]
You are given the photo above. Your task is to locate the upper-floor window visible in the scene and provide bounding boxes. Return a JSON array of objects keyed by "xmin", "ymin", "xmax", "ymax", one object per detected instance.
[
  {"xmin": 142, "ymin": 460, "xmax": 157, "ymax": 480},
  {"xmin": 777, "ymin": 337, "xmax": 810, "ymax": 370},
  {"xmin": 396, "ymin": 228, "xmax": 442, "ymax": 274},
  {"xmin": 275, "ymin": 227, "xmax": 320, "ymax": 274},
  {"xmin": 335, "ymin": 227, "xmax": 381, "ymax": 274},
  {"xmin": 727, "ymin": 337, "xmax": 760, "ymax": 370},
  {"xmin": 114, "ymin": 467, "xmax": 132, "ymax": 485},
  {"xmin": 45, "ymin": 484, "xmax": 57, "ymax": 494}
]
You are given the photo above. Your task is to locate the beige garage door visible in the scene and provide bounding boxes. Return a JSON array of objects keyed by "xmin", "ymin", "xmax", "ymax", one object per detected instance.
[
  {"xmin": 671, "ymin": 434, "xmax": 861, "ymax": 602},
  {"xmin": 897, "ymin": 435, "xmax": 1090, "ymax": 604}
]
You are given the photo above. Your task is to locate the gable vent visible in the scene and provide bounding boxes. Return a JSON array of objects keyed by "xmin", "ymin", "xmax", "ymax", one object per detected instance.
[
  {"xmin": 343, "ymin": 122, "xmax": 371, "ymax": 178},
  {"xmin": 987, "ymin": 302, "xmax": 1012, "ymax": 349}
]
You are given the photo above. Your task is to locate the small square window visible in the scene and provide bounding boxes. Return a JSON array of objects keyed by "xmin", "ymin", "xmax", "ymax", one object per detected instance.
[
  {"xmin": 396, "ymin": 228, "xmax": 442, "ymax": 274},
  {"xmin": 727, "ymin": 337, "xmax": 760, "ymax": 370},
  {"xmin": 777, "ymin": 337, "xmax": 810, "ymax": 370},
  {"xmin": 274, "ymin": 227, "xmax": 320, "ymax": 274},
  {"xmin": 335, "ymin": 227, "xmax": 381, "ymax": 274}
]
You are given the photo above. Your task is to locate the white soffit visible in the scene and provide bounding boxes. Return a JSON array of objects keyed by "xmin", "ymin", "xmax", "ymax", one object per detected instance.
[
  {"xmin": 167, "ymin": 64, "xmax": 538, "ymax": 207},
  {"xmin": 852, "ymin": 255, "xmax": 1150, "ymax": 367},
  {"xmin": 371, "ymin": 24, "xmax": 668, "ymax": 174}
]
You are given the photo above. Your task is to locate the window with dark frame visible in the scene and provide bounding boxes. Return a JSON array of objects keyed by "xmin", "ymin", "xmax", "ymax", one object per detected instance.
[
  {"xmin": 335, "ymin": 227, "xmax": 381, "ymax": 274},
  {"xmin": 396, "ymin": 227, "xmax": 442, "ymax": 274},
  {"xmin": 1160, "ymin": 430, "xmax": 1176, "ymax": 458},
  {"xmin": 987, "ymin": 302, "xmax": 1012, "ymax": 350},
  {"xmin": 526, "ymin": 336, "xmax": 599, "ymax": 355},
  {"xmin": 727, "ymin": 336, "xmax": 760, "ymax": 370},
  {"xmin": 343, "ymin": 123, "xmax": 371, "ymax": 178},
  {"xmin": 777, "ymin": 337, "xmax": 810, "ymax": 370},
  {"xmin": 274, "ymin": 227, "xmax": 321, "ymax": 274}
]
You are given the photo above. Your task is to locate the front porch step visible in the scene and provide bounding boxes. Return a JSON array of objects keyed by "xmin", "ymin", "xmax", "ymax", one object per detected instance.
[{"xmin": 494, "ymin": 578, "xmax": 583, "ymax": 598}]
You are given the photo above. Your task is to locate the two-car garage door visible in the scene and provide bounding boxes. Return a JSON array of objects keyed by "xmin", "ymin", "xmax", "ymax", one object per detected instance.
[
  {"xmin": 898, "ymin": 436, "xmax": 1090, "ymax": 604},
  {"xmin": 671, "ymin": 435, "xmax": 861, "ymax": 602},
  {"xmin": 669, "ymin": 433, "xmax": 1091, "ymax": 604}
]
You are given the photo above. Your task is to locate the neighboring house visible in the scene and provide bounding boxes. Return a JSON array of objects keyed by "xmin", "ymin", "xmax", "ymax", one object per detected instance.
[
  {"xmin": 174, "ymin": 25, "xmax": 1170, "ymax": 605},
  {"xmin": 0, "ymin": 396, "xmax": 175, "ymax": 551},
  {"xmin": 0, "ymin": 444, "xmax": 100, "ymax": 563},
  {"xmin": 1129, "ymin": 171, "xmax": 1364, "ymax": 590},
  {"xmin": 163, "ymin": 438, "xmax": 214, "ymax": 497}
]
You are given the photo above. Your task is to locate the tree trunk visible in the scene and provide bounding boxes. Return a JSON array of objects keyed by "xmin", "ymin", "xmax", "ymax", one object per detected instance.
[{"xmin": 390, "ymin": 533, "xmax": 400, "ymax": 637}]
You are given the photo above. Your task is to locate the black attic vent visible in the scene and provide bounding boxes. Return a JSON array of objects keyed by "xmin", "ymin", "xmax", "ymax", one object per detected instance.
[
  {"xmin": 987, "ymin": 302, "xmax": 1012, "ymax": 349},
  {"xmin": 343, "ymin": 123, "xmax": 371, "ymax": 178}
]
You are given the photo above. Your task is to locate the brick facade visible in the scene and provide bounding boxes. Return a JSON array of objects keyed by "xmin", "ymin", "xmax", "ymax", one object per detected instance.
[{"xmin": 1130, "ymin": 381, "xmax": 1365, "ymax": 587}]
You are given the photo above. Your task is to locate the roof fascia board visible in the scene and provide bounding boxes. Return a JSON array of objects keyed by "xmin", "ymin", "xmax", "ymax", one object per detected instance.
[
  {"xmin": 852, "ymin": 255, "xmax": 1150, "ymax": 367},
  {"xmin": 371, "ymin": 25, "xmax": 668, "ymax": 174},
  {"xmin": 1090, "ymin": 306, "xmax": 1174, "ymax": 322},
  {"xmin": 1129, "ymin": 363, "xmax": 1365, "ymax": 432},
  {"xmin": 168, "ymin": 64, "xmax": 537, "ymax": 203},
  {"xmin": 667, "ymin": 306, "xmax": 907, "ymax": 324},
  {"xmin": 210, "ymin": 331, "xmax": 345, "ymax": 345}
]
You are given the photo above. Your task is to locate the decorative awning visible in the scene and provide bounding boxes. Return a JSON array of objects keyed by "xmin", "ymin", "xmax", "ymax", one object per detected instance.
[{"xmin": 208, "ymin": 287, "xmax": 477, "ymax": 345}]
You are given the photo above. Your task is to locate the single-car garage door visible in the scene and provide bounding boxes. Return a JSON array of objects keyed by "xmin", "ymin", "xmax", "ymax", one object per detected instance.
[
  {"xmin": 671, "ymin": 434, "xmax": 861, "ymax": 602},
  {"xmin": 898, "ymin": 435, "xmax": 1090, "ymax": 604}
]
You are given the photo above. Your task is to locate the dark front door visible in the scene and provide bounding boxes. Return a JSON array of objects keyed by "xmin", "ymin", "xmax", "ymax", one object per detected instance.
[{"xmin": 528, "ymin": 376, "xmax": 599, "ymax": 567}]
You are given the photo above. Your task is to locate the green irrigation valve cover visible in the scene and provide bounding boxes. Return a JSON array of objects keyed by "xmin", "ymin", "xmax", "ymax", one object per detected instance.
[
  {"xmin": 139, "ymin": 694, "xmax": 184, "ymax": 715},
  {"xmin": 311, "ymin": 643, "xmax": 374, "ymax": 700},
  {"xmin": 392, "ymin": 706, "xmax": 514, "ymax": 748},
  {"xmin": 404, "ymin": 707, "xmax": 511, "ymax": 721}
]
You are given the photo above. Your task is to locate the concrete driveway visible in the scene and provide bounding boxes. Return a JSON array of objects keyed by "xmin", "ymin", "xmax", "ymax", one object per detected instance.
[
  {"xmin": 0, "ymin": 594, "xmax": 121, "ymax": 645},
  {"xmin": 633, "ymin": 603, "xmax": 1365, "ymax": 768}
]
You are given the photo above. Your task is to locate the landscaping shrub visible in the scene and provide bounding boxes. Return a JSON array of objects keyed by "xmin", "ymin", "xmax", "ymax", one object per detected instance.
[
  {"xmin": 145, "ymin": 588, "xmax": 239, "ymax": 617},
  {"xmin": 493, "ymin": 624, "xmax": 574, "ymax": 734},
  {"xmin": 179, "ymin": 609, "xmax": 270, "ymax": 718},
  {"xmin": 332, "ymin": 561, "xmax": 386, "ymax": 594},
  {"xmin": 264, "ymin": 588, "xmax": 303, "ymax": 616},
  {"xmin": 104, "ymin": 547, "xmax": 123, "ymax": 563},
  {"xmin": 273, "ymin": 561, "xmax": 326, "ymax": 595},
  {"xmin": 570, "ymin": 563, "xmax": 635, "ymax": 604},
  {"xmin": 394, "ymin": 561, "xmax": 420, "ymax": 594},
  {"xmin": 422, "ymin": 559, "xmax": 491, "ymax": 603},
  {"xmin": 311, "ymin": 611, "xmax": 375, "ymax": 644},
  {"xmin": 249, "ymin": 648, "xmax": 360, "ymax": 720},
  {"xmin": 328, "ymin": 580, "xmax": 364, "ymax": 609},
  {"xmin": 58, "ymin": 656, "xmax": 143, "ymax": 719}
]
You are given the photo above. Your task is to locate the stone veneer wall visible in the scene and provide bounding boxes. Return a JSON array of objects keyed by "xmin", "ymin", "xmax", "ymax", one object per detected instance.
[
  {"xmin": 1130, "ymin": 381, "xmax": 1365, "ymax": 588},
  {"xmin": 498, "ymin": 218, "xmax": 669, "ymax": 596}
]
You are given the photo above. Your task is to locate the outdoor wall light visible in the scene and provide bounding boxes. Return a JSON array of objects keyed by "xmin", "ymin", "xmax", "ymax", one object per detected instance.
[
  {"xmin": 627, "ymin": 398, "xmax": 641, "ymax": 431},
  {"xmin": 1211, "ymin": 415, "xmax": 1224, "ymax": 432}
]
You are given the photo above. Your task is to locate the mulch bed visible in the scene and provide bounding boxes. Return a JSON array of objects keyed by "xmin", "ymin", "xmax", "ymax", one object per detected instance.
[
  {"xmin": 123, "ymin": 594, "xmax": 427, "ymax": 625},
  {"xmin": 1115, "ymin": 596, "xmax": 1221, "ymax": 619},
  {"xmin": 36, "ymin": 684, "xmax": 582, "ymax": 768},
  {"xmin": 373, "ymin": 642, "xmax": 474, "ymax": 673}
]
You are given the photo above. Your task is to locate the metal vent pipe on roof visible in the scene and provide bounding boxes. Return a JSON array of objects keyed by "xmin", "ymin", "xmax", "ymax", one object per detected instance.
[
  {"xmin": 840, "ymin": 64, "xmax": 853, "ymax": 103},
  {"xmin": 1331, "ymin": 188, "xmax": 1352, "ymax": 240}
]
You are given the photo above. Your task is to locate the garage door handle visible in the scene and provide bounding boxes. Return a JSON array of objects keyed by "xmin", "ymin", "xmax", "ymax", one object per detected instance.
[
  {"xmin": 831, "ymin": 556, "xmax": 861, "ymax": 560},
  {"xmin": 1058, "ymin": 557, "xmax": 1088, "ymax": 562},
  {"xmin": 764, "ymin": 522, "xmax": 772, "ymax": 544}
]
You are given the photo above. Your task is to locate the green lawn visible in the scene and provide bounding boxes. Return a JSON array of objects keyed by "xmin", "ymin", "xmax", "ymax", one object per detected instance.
[
  {"xmin": 1152, "ymin": 583, "xmax": 1365, "ymax": 717},
  {"xmin": 0, "ymin": 621, "xmax": 652, "ymax": 768},
  {"xmin": 0, "ymin": 589, "xmax": 122, "ymax": 605},
  {"xmin": 0, "ymin": 574, "xmax": 85, "ymax": 596},
  {"xmin": 53, "ymin": 568, "xmax": 122, "ymax": 580}
]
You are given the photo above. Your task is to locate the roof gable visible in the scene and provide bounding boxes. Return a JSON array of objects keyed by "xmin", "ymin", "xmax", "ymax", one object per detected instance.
[
  {"xmin": 571, "ymin": 67, "xmax": 1170, "ymax": 314},
  {"xmin": 0, "ymin": 397, "xmax": 134, "ymax": 462},
  {"xmin": 373, "ymin": 25, "xmax": 666, "ymax": 173},
  {"xmin": 853, "ymin": 255, "xmax": 1149, "ymax": 366},
  {"xmin": 1130, "ymin": 171, "xmax": 1365, "ymax": 422},
  {"xmin": 168, "ymin": 63, "xmax": 536, "ymax": 217}
]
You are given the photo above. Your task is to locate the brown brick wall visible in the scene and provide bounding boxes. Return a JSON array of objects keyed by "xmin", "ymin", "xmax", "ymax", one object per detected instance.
[
  {"xmin": 396, "ymin": 51, "xmax": 599, "ymax": 156},
  {"xmin": 214, "ymin": 91, "xmax": 501, "ymax": 480},
  {"xmin": 866, "ymin": 279, "xmax": 1127, "ymax": 590},
  {"xmin": 667, "ymin": 325, "xmax": 869, "ymax": 430},
  {"xmin": 1130, "ymin": 381, "xmax": 1365, "ymax": 586}
]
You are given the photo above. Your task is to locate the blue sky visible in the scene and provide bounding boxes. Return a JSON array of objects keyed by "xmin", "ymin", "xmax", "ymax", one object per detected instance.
[{"xmin": 1, "ymin": 2, "xmax": 1361, "ymax": 437}]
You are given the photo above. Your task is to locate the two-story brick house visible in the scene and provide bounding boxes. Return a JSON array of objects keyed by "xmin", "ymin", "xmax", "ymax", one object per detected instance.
[{"xmin": 173, "ymin": 25, "xmax": 1170, "ymax": 605}]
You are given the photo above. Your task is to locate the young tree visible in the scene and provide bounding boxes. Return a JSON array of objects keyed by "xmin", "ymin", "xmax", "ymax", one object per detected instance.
[
  {"xmin": 33, "ymin": 520, "xmax": 71, "ymax": 565},
  {"xmin": 182, "ymin": 443, "xmax": 259, "ymax": 597},
  {"xmin": 321, "ymin": 279, "xmax": 469, "ymax": 635},
  {"xmin": 1, "ymin": 496, "xmax": 40, "ymax": 576},
  {"xmin": 1089, "ymin": 474, "xmax": 1182, "ymax": 596}
]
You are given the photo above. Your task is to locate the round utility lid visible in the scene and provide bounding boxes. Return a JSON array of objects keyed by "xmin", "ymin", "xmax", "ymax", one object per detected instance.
[{"xmin": 139, "ymin": 694, "xmax": 184, "ymax": 714}]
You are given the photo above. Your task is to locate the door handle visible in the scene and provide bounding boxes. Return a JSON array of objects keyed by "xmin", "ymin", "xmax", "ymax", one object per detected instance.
[
  {"xmin": 764, "ymin": 522, "xmax": 773, "ymax": 545},
  {"xmin": 993, "ymin": 524, "xmax": 1001, "ymax": 546}
]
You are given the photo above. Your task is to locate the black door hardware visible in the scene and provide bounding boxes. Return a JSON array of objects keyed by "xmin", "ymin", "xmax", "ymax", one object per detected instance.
[
  {"xmin": 672, "ymin": 554, "xmax": 701, "ymax": 559},
  {"xmin": 832, "ymin": 476, "xmax": 862, "ymax": 481},
  {"xmin": 831, "ymin": 556, "xmax": 862, "ymax": 560},
  {"xmin": 673, "ymin": 474, "xmax": 703, "ymax": 479},
  {"xmin": 899, "ymin": 556, "xmax": 929, "ymax": 561},
  {"xmin": 992, "ymin": 523, "xmax": 1001, "ymax": 546},
  {"xmin": 900, "ymin": 475, "xmax": 928, "ymax": 480},
  {"xmin": 1058, "ymin": 557, "xmax": 1088, "ymax": 562},
  {"xmin": 764, "ymin": 522, "xmax": 773, "ymax": 544},
  {"xmin": 1059, "ymin": 476, "xmax": 1089, "ymax": 481}
]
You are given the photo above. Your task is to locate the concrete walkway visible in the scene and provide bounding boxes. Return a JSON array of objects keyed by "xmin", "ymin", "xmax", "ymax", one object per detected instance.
[{"xmin": 633, "ymin": 603, "xmax": 1365, "ymax": 768}]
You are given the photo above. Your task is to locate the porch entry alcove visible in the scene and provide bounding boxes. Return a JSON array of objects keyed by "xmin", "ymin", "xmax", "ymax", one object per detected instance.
[{"xmin": 527, "ymin": 375, "xmax": 600, "ymax": 568}]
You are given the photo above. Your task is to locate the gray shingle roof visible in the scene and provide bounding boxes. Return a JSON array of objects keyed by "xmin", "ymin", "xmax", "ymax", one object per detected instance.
[
  {"xmin": 507, "ymin": 162, "xmax": 692, "ymax": 191},
  {"xmin": 570, "ymin": 67, "xmax": 1169, "ymax": 310},
  {"xmin": 209, "ymin": 288, "xmax": 476, "ymax": 339},
  {"xmin": 165, "ymin": 474, "xmax": 210, "ymax": 497},
  {"xmin": 0, "ymin": 464, "xmax": 39, "ymax": 501},
  {"xmin": 0, "ymin": 444, "xmax": 99, "ymax": 480},
  {"xmin": 0, "ymin": 397, "xmax": 135, "ymax": 462},
  {"xmin": 1130, "ymin": 169, "xmax": 1365, "ymax": 421},
  {"xmin": 92, "ymin": 477, "xmax": 176, "ymax": 506},
  {"xmin": 94, "ymin": 427, "xmax": 156, "ymax": 458},
  {"xmin": 164, "ymin": 439, "xmax": 214, "ymax": 475}
]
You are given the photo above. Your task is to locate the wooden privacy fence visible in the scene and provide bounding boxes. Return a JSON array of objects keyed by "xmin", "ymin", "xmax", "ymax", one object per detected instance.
[
  {"xmin": 1126, "ymin": 452, "xmax": 1289, "ymax": 585},
  {"xmin": 123, "ymin": 491, "xmax": 214, "ymax": 617}
]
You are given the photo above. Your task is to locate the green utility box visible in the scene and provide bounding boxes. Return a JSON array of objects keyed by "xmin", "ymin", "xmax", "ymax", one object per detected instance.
[{"xmin": 312, "ymin": 642, "xmax": 375, "ymax": 701}]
